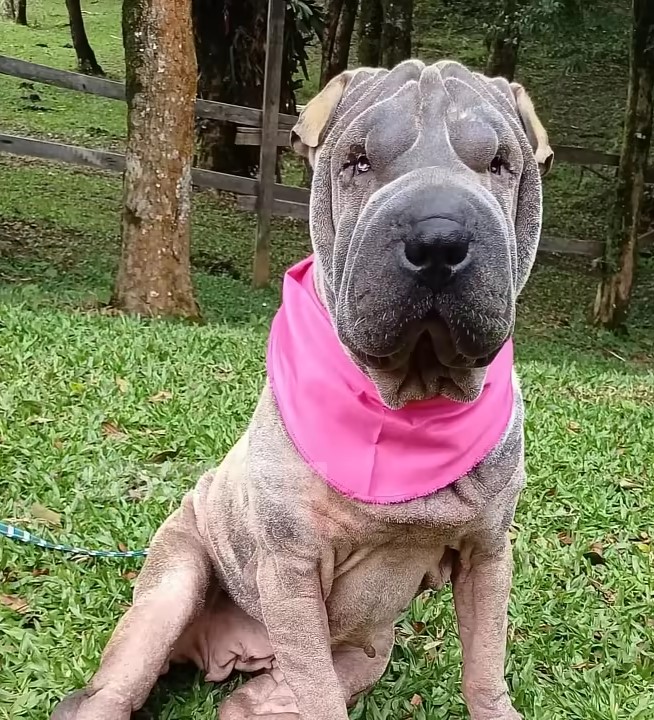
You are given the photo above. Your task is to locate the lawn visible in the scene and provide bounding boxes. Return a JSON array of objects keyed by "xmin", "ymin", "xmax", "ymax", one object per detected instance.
[{"xmin": 1, "ymin": 1, "xmax": 653, "ymax": 719}]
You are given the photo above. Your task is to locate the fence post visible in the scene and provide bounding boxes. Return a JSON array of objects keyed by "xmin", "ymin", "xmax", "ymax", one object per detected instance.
[{"xmin": 253, "ymin": 0, "xmax": 286, "ymax": 288}]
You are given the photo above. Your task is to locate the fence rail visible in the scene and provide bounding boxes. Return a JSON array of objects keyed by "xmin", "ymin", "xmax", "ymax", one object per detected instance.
[
  {"xmin": 1, "ymin": 53, "xmax": 653, "ymax": 261},
  {"xmin": 0, "ymin": 55, "xmax": 299, "ymax": 130}
]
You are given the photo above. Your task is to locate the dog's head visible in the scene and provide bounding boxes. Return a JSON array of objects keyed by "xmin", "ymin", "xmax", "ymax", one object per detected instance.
[{"xmin": 291, "ymin": 60, "xmax": 553, "ymax": 408}]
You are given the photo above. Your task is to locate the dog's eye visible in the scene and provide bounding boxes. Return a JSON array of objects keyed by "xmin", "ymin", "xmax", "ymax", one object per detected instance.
[
  {"xmin": 355, "ymin": 154, "xmax": 371, "ymax": 174},
  {"xmin": 489, "ymin": 156, "xmax": 504, "ymax": 175}
]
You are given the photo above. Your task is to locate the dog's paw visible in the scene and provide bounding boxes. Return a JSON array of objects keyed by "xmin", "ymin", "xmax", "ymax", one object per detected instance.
[
  {"xmin": 218, "ymin": 671, "xmax": 299, "ymax": 720},
  {"xmin": 50, "ymin": 688, "xmax": 131, "ymax": 720},
  {"xmin": 469, "ymin": 706, "xmax": 522, "ymax": 720}
]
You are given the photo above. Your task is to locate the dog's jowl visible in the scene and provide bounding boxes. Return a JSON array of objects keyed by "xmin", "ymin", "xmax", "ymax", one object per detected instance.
[{"xmin": 51, "ymin": 60, "xmax": 553, "ymax": 720}]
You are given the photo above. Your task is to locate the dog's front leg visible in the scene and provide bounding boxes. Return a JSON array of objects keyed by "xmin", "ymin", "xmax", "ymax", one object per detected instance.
[
  {"xmin": 453, "ymin": 536, "xmax": 521, "ymax": 720},
  {"xmin": 257, "ymin": 554, "xmax": 349, "ymax": 720},
  {"xmin": 50, "ymin": 496, "xmax": 212, "ymax": 720}
]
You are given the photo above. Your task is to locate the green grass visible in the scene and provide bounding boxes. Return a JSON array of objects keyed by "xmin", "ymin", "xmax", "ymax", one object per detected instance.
[{"xmin": 1, "ymin": 0, "xmax": 654, "ymax": 719}]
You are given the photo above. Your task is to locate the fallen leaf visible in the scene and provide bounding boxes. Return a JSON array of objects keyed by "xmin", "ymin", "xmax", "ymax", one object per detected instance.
[
  {"xmin": 53, "ymin": 438, "xmax": 64, "ymax": 450},
  {"xmin": 584, "ymin": 542, "xmax": 606, "ymax": 566},
  {"xmin": 571, "ymin": 661, "xmax": 590, "ymax": 670},
  {"xmin": 618, "ymin": 478, "xmax": 639, "ymax": 489},
  {"xmin": 31, "ymin": 568, "xmax": 49, "ymax": 577},
  {"xmin": 557, "ymin": 532, "xmax": 574, "ymax": 546},
  {"xmin": 423, "ymin": 639, "xmax": 442, "ymax": 651},
  {"xmin": 567, "ymin": 421, "xmax": 581, "ymax": 433},
  {"xmin": 122, "ymin": 570, "xmax": 138, "ymax": 581},
  {"xmin": 31, "ymin": 503, "xmax": 61, "ymax": 527},
  {"xmin": 0, "ymin": 594, "xmax": 29, "ymax": 614},
  {"xmin": 115, "ymin": 377, "xmax": 129, "ymax": 393},
  {"xmin": 410, "ymin": 694, "xmax": 422, "ymax": 707},
  {"xmin": 118, "ymin": 542, "xmax": 128, "ymax": 553},
  {"xmin": 28, "ymin": 416, "xmax": 54, "ymax": 425},
  {"xmin": 635, "ymin": 543, "xmax": 650, "ymax": 554},
  {"xmin": 102, "ymin": 421, "xmax": 127, "ymax": 440},
  {"xmin": 148, "ymin": 390, "xmax": 173, "ymax": 403},
  {"xmin": 148, "ymin": 448, "xmax": 179, "ymax": 464},
  {"xmin": 412, "ymin": 621, "xmax": 426, "ymax": 634}
]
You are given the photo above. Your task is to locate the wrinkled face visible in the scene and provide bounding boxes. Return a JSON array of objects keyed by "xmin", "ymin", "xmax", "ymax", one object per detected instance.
[{"xmin": 292, "ymin": 60, "xmax": 553, "ymax": 407}]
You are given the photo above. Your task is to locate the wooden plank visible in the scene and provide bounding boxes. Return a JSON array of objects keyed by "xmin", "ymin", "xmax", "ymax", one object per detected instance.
[
  {"xmin": 0, "ymin": 54, "xmax": 126, "ymax": 101},
  {"xmin": 235, "ymin": 126, "xmax": 290, "ymax": 146},
  {"xmin": 238, "ymin": 195, "xmax": 309, "ymax": 221},
  {"xmin": 0, "ymin": 54, "xmax": 298, "ymax": 128},
  {"xmin": 195, "ymin": 98, "xmax": 297, "ymax": 128},
  {"xmin": 539, "ymin": 234, "xmax": 603, "ymax": 257},
  {"xmin": 0, "ymin": 132, "xmax": 310, "ymax": 204},
  {"xmin": 0, "ymin": 132, "xmax": 126, "ymax": 172},
  {"xmin": 253, "ymin": 0, "xmax": 286, "ymax": 288},
  {"xmin": 553, "ymin": 145, "xmax": 620, "ymax": 167}
]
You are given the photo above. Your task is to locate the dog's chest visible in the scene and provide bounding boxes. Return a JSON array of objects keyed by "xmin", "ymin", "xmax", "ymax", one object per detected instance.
[{"xmin": 325, "ymin": 531, "xmax": 456, "ymax": 643}]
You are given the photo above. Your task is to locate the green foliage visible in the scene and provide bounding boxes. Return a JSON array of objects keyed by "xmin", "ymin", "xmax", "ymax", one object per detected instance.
[
  {"xmin": 483, "ymin": 0, "xmax": 587, "ymax": 45},
  {"xmin": 285, "ymin": 0, "xmax": 324, "ymax": 92}
]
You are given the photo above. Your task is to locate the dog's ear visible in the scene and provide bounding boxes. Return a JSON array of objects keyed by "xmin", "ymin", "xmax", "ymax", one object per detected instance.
[
  {"xmin": 509, "ymin": 82, "xmax": 554, "ymax": 176},
  {"xmin": 291, "ymin": 71, "xmax": 353, "ymax": 163}
]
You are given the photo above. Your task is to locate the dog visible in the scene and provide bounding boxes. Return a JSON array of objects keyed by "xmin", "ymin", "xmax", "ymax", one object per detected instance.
[{"xmin": 51, "ymin": 59, "xmax": 553, "ymax": 720}]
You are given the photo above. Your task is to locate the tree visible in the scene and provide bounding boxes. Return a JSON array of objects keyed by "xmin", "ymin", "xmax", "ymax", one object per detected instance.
[
  {"xmin": 485, "ymin": 0, "xmax": 521, "ymax": 80},
  {"xmin": 1, "ymin": 0, "xmax": 16, "ymax": 20},
  {"xmin": 65, "ymin": 0, "xmax": 104, "ymax": 75},
  {"xmin": 15, "ymin": 0, "xmax": 26, "ymax": 23},
  {"xmin": 358, "ymin": 0, "xmax": 383, "ymax": 65},
  {"xmin": 112, "ymin": 0, "xmax": 199, "ymax": 319},
  {"xmin": 334, "ymin": 0, "xmax": 358, "ymax": 74},
  {"xmin": 320, "ymin": 0, "xmax": 358, "ymax": 87},
  {"xmin": 594, "ymin": 0, "xmax": 654, "ymax": 328},
  {"xmin": 380, "ymin": 0, "xmax": 412, "ymax": 68},
  {"xmin": 357, "ymin": 0, "xmax": 412, "ymax": 70},
  {"xmin": 2, "ymin": 0, "xmax": 27, "ymax": 23},
  {"xmin": 192, "ymin": 0, "xmax": 322, "ymax": 175}
]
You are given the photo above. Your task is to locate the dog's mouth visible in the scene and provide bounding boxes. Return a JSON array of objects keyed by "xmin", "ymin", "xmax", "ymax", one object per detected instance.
[{"xmin": 353, "ymin": 324, "xmax": 501, "ymax": 374}]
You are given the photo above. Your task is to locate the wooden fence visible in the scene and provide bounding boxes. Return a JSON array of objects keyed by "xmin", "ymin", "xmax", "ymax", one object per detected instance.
[{"xmin": 0, "ymin": 52, "xmax": 651, "ymax": 274}]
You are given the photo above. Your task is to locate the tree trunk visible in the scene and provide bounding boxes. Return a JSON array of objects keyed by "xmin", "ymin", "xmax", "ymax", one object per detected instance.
[
  {"xmin": 485, "ymin": 0, "xmax": 520, "ymax": 80},
  {"xmin": 320, "ymin": 0, "xmax": 358, "ymax": 86},
  {"xmin": 320, "ymin": 0, "xmax": 345, "ymax": 87},
  {"xmin": 15, "ymin": 0, "xmax": 26, "ymax": 24},
  {"xmin": 380, "ymin": 0, "xmax": 412, "ymax": 69},
  {"xmin": 334, "ymin": 0, "xmax": 358, "ymax": 74},
  {"xmin": 192, "ymin": 0, "xmax": 263, "ymax": 176},
  {"xmin": 112, "ymin": 0, "xmax": 199, "ymax": 319},
  {"xmin": 192, "ymin": 0, "xmax": 297, "ymax": 176},
  {"xmin": 357, "ymin": 0, "xmax": 382, "ymax": 66},
  {"xmin": 1, "ymin": 0, "xmax": 16, "ymax": 20},
  {"xmin": 594, "ymin": 0, "xmax": 654, "ymax": 328},
  {"xmin": 65, "ymin": 0, "xmax": 104, "ymax": 75}
]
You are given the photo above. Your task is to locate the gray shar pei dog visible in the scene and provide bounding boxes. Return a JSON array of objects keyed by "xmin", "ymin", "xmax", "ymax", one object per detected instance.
[{"xmin": 52, "ymin": 59, "xmax": 553, "ymax": 720}]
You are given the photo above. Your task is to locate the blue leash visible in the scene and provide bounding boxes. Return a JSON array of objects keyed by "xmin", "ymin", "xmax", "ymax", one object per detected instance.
[{"xmin": 0, "ymin": 521, "xmax": 148, "ymax": 558}]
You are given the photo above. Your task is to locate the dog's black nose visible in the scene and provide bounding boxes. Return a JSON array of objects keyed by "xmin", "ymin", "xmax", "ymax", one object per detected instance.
[{"xmin": 403, "ymin": 217, "xmax": 471, "ymax": 287}]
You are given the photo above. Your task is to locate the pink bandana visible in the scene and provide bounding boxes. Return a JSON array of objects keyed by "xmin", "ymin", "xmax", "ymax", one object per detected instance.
[{"xmin": 267, "ymin": 256, "xmax": 515, "ymax": 505}]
